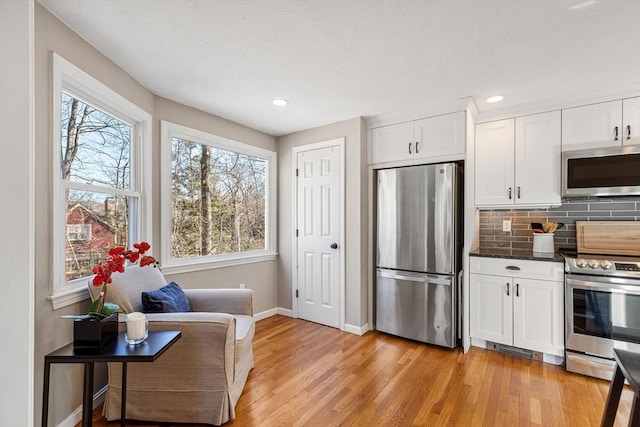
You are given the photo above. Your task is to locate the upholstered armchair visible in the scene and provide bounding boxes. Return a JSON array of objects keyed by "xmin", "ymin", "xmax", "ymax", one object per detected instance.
[{"xmin": 90, "ymin": 265, "xmax": 255, "ymax": 425}]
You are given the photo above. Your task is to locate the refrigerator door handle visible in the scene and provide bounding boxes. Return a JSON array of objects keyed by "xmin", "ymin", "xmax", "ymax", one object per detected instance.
[{"xmin": 376, "ymin": 270, "xmax": 452, "ymax": 286}]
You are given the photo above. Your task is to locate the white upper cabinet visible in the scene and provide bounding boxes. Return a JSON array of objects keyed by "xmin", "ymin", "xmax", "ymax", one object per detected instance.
[
  {"xmin": 623, "ymin": 97, "xmax": 640, "ymax": 145},
  {"xmin": 561, "ymin": 97, "xmax": 640, "ymax": 150},
  {"xmin": 370, "ymin": 121, "xmax": 414, "ymax": 164},
  {"xmin": 474, "ymin": 118, "xmax": 515, "ymax": 206},
  {"xmin": 514, "ymin": 112, "xmax": 562, "ymax": 205},
  {"xmin": 413, "ymin": 112, "xmax": 466, "ymax": 160},
  {"xmin": 475, "ymin": 111, "xmax": 561, "ymax": 207},
  {"xmin": 370, "ymin": 111, "xmax": 465, "ymax": 165}
]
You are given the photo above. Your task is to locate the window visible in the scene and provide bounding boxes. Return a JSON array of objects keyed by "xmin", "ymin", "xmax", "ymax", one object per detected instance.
[
  {"xmin": 51, "ymin": 54, "xmax": 152, "ymax": 308},
  {"xmin": 161, "ymin": 121, "xmax": 276, "ymax": 273},
  {"xmin": 66, "ymin": 224, "xmax": 92, "ymax": 241}
]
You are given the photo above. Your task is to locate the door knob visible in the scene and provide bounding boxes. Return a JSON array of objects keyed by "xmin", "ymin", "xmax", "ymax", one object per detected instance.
[{"xmin": 330, "ymin": 243, "xmax": 338, "ymax": 249}]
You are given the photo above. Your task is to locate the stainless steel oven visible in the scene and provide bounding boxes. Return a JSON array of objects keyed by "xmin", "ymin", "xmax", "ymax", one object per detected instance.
[
  {"xmin": 565, "ymin": 269, "xmax": 640, "ymax": 380},
  {"xmin": 563, "ymin": 221, "xmax": 640, "ymax": 379}
]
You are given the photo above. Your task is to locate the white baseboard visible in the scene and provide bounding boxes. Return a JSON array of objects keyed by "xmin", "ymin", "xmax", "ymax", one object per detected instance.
[
  {"xmin": 276, "ymin": 307, "xmax": 293, "ymax": 317},
  {"xmin": 254, "ymin": 308, "xmax": 368, "ymax": 336},
  {"xmin": 253, "ymin": 307, "xmax": 293, "ymax": 322},
  {"xmin": 344, "ymin": 322, "xmax": 369, "ymax": 336},
  {"xmin": 57, "ymin": 385, "xmax": 108, "ymax": 427}
]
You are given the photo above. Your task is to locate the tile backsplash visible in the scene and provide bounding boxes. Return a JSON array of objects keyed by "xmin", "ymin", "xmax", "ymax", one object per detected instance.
[{"xmin": 478, "ymin": 197, "xmax": 640, "ymax": 251}]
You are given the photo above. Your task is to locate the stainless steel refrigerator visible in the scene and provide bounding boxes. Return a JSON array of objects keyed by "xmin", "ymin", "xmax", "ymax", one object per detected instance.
[{"xmin": 376, "ymin": 162, "xmax": 463, "ymax": 348}]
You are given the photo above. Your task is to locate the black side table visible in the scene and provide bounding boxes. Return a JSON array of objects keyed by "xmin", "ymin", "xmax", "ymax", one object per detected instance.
[{"xmin": 42, "ymin": 330, "xmax": 181, "ymax": 427}]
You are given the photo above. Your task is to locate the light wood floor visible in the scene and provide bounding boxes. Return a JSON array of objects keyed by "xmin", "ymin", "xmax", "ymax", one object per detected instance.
[{"xmin": 84, "ymin": 315, "xmax": 633, "ymax": 427}]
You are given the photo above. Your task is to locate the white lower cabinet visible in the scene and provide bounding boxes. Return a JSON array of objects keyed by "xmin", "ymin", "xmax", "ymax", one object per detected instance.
[{"xmin": 469, "ymin": 257, "xmax": 564, "ymax": 357}]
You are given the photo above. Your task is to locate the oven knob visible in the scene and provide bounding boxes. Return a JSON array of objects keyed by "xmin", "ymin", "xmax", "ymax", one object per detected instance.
[
  {"xmin": 600, "ymin": 260, "xmax": 613, "ymax": 270},
  {"xmin": 576, "ymin": 259, "xmax": 588, "ymax": 268},
  {"xmin": 588, "ymin": 259, "xmax": 600, "ymax": 269}
]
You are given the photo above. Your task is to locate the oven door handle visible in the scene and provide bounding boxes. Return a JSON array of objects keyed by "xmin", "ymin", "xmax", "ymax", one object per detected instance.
[{"xmin": 566, "ymin": 275, "xmax": 640, "ymax": 295}]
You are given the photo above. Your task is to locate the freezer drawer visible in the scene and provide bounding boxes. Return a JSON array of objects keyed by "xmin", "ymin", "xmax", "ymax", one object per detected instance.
[{"xmin": 375, "ymin": 269, "xmax": 455, "ymax": 348}]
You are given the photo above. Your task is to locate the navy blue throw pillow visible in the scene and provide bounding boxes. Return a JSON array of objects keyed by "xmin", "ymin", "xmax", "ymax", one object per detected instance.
[{"xmin": 141, "ymin": 282, "xmax": 191, "ymax": 313}]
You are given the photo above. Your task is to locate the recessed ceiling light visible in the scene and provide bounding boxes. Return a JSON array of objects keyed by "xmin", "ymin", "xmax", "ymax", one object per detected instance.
[
  {"xmin": 486, "ymin": 95, "xmax": 504, "ymax": 103},
  {"xmin": 272, "ymin": 99, "xmax": 289, "ymax": 107},
  {"xmin": 569, "ymin": 1, "xmax": 596, "ymax": 10}
]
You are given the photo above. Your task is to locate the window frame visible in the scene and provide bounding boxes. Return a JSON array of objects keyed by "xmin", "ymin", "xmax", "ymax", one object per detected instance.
[
  {"xmin": 50, "ymin": 53, "xmax": 152, "ymax": 309},
  {"xmin": 66, "ymin": 223, "xmax": 92, "ymax": 241},
  {"xmin": 160, "ymin": 120, "xmax": 277, "ymax": 274}
]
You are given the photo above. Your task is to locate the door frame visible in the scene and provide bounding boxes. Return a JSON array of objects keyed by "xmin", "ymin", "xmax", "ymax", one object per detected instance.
[{"xmin": 291, "ymin": 138, "xmax": 346, "ymax": 330}]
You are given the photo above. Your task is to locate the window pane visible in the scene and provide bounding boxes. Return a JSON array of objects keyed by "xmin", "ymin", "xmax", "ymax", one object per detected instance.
[
  {"xmin": 171, "ymin": 138, "xmax": 266, "ymax": 259},
  {"xmin": 65, "ymin": 189, "xmax": 129, "ymax": 281},
  {"xmin": 60, "ymin": 92, "xmax": 131, "ymax": 190}
]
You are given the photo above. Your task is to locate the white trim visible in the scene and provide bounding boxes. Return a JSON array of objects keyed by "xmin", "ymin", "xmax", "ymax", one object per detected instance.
[
  {"xmin": 367, "ymin": 100, "xmax": 470, "ymax": 129},
  {"xmin": 277, "ymin": 307, "xmax": 293, "ymax": 317},
  {"xmin": 254, "ymin": 307, "xmax": 278, "ymax": 321},
  {"xmin": 160, "ymin": 120, "xmax": 277, "ymax": 270},
  {"xmin": 475, "ymin": 87, "xmax": 640, "ymax": 124},
  {"xmin": 56, "ymin": 385, "xmax": 108, "ymax": 427},
  {"xmin": 253, "ymin": 307, "xmax": 293, "ymax": 322},
  {"xmin": 48, "ymin": 287, "xmax": 90, "ymax": 310},
  {"xmin": 50, "ymin": 53, "xmax": 152, "ymax": 308},
  {"xmin": 367, "ymin": 165, "xmax": 375, "ymax": 329},
  {"xmin": 370, "ymin": 152, "xmax": 465, "ymax": 170},
  {"xmin": 344, "ymin": 322, "xmax": 369, "ymax": 336},
  {"xmin": 0, "ymin": 1, "xmax": 35, "ymax": 425},
  {"xmin": 291, "ymin": 138, "xmax": 346, "ymax": 331},
  {"xmin": 462, "ymin": 109, "xmax": 478, "ymax": 354},
  {"xmin": 160, "ymin": 253, "xmax": 277, "ymax": 276}
]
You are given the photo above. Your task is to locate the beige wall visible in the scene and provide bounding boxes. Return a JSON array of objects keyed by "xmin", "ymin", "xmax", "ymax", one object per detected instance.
[
  {"xmin": 34, "ymin": 4, "xmax": 278, "ymax": 423},
  {"xmin": 277, "ymin": 117, "xmax": 369, "ymax": 329}
]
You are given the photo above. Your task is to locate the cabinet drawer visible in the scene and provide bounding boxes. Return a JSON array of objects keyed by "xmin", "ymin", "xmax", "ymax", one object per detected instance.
[{"xmin": 469, "ymin": 256, "xmax": 563, "ymax": 281}]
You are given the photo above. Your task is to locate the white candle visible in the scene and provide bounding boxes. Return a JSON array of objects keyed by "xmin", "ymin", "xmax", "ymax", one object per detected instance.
[{"xmin": 126, "ymin": 312, "xmax": 147, "ymax": 342}]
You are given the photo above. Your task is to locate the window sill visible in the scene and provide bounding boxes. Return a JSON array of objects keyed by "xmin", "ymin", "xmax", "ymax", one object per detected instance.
[
  {"xmin": 48, "ymin": 286, "xmax": 90, "ymax": 310},
  {"xmin": 160, "ymin": 252, "xmax": 278, "ymax": 276}
]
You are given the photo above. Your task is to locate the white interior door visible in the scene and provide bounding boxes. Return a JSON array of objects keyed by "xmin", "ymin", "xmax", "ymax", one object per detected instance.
[{"xmin": 295, "ymin": 143, "xmax": 342, "ymax": 328}]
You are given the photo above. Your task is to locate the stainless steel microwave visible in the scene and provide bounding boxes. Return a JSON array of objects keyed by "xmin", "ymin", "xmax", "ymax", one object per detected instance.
[{"xmin": 562, "ymin": 144, "xmax": 640, "ymax": 197}]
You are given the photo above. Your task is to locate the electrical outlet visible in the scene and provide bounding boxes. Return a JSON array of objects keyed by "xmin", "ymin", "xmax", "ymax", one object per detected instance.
[
  {"xmin": 239, "ymin": 283, "xmax": 245, "ymax": 288},
  {"xmin": 502, "ymin": 220, "xmax": 512, "ymax": 232}
]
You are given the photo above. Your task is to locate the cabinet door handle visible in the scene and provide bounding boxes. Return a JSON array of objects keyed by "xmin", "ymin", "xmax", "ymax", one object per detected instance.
[
  {"xmin": 517, "ymin": 186, "xmax": 521, "ymax": 199},
  {"xmin": 505, "ymin": 283, "xmax": 510, "ymax": 296},
  {"xmin": 408, "ymin": 142, "xmax": 412, "ymax": 154},
  {"xmin": 506, "ymin": 265, "xmax": 521, "ymax": 271},
  {"xmin": 508, "ymin": 187, "xmax": 512, "ymax": 200},
  {"xmin": 516, "ymin": 283, "xmax": 520, "ymax": 297},
  {"xmin": 415, "ymin": 141, "xmax": 419, "ymax": 154},
  {"xmin": 614, "ymin": 126, "xmax": 619, "ymax": 141},
  {"xmin": 627, "ymin": 125, "xmax": 632, "ymax": 140}
]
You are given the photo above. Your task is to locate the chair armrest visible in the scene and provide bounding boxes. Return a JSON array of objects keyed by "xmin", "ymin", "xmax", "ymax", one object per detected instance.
[
  {"xmin": 183, "ymin": 288, "xmax": 254, "ymax": 316},
  {"xmin": 144, "ymin": 311, "xmax": 235, "ymax": 324}
]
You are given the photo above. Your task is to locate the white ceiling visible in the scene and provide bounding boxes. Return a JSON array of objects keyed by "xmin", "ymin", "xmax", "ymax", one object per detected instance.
[{"xmin": 39, "ymin": 0, "xmax": 640, "ymax": 137}]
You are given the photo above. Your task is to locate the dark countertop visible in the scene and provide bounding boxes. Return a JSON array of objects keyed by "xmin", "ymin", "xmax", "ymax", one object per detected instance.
[{"xmin": 470, "ymin": 247, "xmax": 565, "ymax": 263}]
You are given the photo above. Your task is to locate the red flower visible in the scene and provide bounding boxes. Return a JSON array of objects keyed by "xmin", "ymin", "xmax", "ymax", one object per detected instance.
[
  {"xmin": 109, "ymin": 246, "xmax": 125, "ymax": 256},
  {"xmin": 91, "ymin": 242, "xmax": 156, "ymax": 288},
  {"xmin": 134, "ymin": 242, "xmax": 151, "ymax": 253},
  {"xmin": 139, "ymin": 255, "xmax": 156, "ymax": 267},
  {"xmin": 89, "ymin": 242, "xmax": 158, "ymax": 315}
]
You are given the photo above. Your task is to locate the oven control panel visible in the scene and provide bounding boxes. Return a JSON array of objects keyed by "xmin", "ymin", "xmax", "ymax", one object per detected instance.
[
  {"xmin": 565, "ymin": 255, "xmax": 640, "ymax": 279},
  {"xmin": 617, "ymin": 263, "xmax": 640, "ymax": 272}
]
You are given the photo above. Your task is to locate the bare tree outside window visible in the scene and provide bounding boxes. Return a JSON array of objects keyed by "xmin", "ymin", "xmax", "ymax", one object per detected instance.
[
  {"xmin": 60, "ymin": 92, "xmax": 133, "ymax": 280},
  {"xmin": 171, "ymin": 137, "xmax": 266, "ymax": 259}
]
